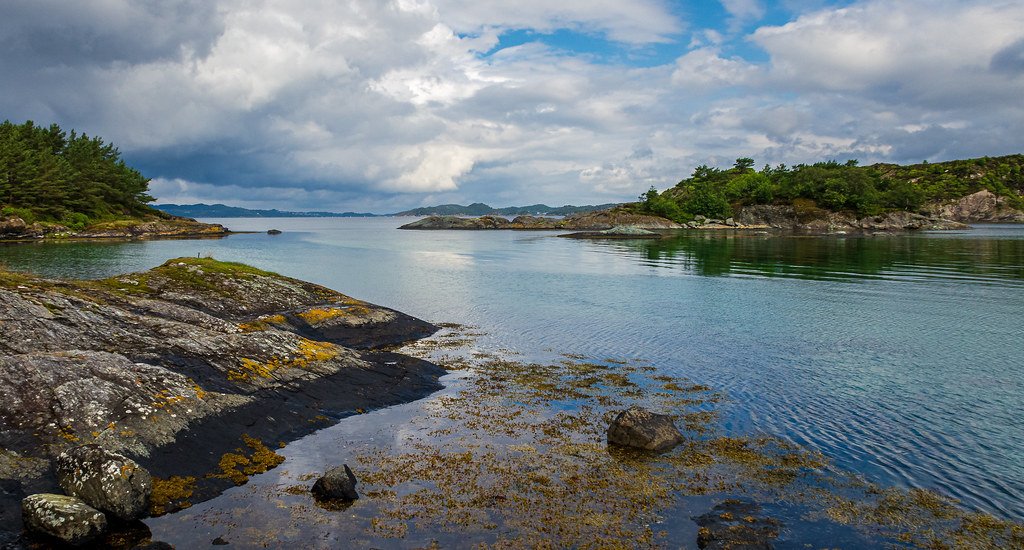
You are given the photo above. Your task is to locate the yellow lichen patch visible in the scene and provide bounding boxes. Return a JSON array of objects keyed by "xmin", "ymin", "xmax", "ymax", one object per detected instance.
[
  {"xmin": 152, "ymin": 389, "xmax": 187, "ymax": 409},
  {"xmin": 56, "ymin": 427, "xmax": 79, "ymax": 442},
  {"xmin": 297, "ymin": 305, "xmax": 371, "ymax": 325},
  {"xmin": 238, "ymin": 314, "xmax": 287, "ymax": 333},
  {"xmin": 210, "ymin": 435, "xmax": 286, "ymax": 486},
  {"xmin": 150, "ymin": 476, "xmax": 197, "ymax": 516},
  {"xmin": 227, "ymin": 338, "xmax": 340, "ymax": 381}
]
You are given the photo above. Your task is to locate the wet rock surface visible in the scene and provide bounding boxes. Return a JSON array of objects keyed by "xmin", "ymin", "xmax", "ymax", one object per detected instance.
[
  {"xmin": 311, "ymin": 464, "xmax": 359, "ymax": 501},
  {"xmin": 0, "ymin": 257, "xmax": 443, "ymax": 542},
  {"xmin": 21, "ymin": 493, "xmax": 107, "ymax": 545},
  {"xmin": 693, "ymin": 499, "xmax": 780, "ymax": 550},
  {"xmin": 606, "ymin": 405, "xmax": 685, "ymax": 451},
  {"xmin": 559, "ymin": 225, "xmax": 663, "ymax": 239},
  {"xmin": 56, "ymin": 445, "xmax": 153, "ymax": 520}
]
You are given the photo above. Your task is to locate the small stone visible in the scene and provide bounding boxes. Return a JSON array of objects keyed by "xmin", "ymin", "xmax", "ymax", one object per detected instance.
[
  {"xmin": 607, "ymin": 405, "xmax": 684, "ymax": 451},
  {"xmin": 56, "ymin": 444, "xmax": 153, "ymax": 520},
  {"xmin": 21, "ymin": 493, "xmax": 107, "ymax": 545},
  {"xmin": 311, "ymin": 464, "xmax": 359, "ymax": 501}
]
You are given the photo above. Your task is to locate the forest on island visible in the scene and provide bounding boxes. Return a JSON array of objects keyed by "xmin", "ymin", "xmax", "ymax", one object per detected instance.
[
  {"xmin": 637, "ymin": 155, "xmax": 1024, "ymax": 222},
  {"xmin": 0, "ymin": 120, "xmax": 158, "ymax": 229}
]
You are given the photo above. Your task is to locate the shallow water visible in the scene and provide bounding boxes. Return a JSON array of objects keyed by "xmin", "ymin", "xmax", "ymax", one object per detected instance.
[{"xmin": 2, "ymin": 219, "xmax": 1022, "ymax": 521}]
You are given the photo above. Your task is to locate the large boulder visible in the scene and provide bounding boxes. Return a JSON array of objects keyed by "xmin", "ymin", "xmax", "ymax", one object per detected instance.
[
  {"xmin": 21, "ymin": 493, "xmax": 107, "ymax": 545},
  {"xmin": 55, "ymin": 445, "xmax": 153, "ymax": 520},
  {"xmin": 606, "ymin": 406, "xmax": 684, "ymax": 452},
  {"xmin": 311, "ymin": 464, "xmax": 359, "ymax": 501}
]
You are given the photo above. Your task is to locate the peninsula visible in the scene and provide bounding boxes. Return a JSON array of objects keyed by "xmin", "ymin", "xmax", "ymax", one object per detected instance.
[{"xmin": 0, "ymin": 121, "xmax": 226, "ymax": 241}]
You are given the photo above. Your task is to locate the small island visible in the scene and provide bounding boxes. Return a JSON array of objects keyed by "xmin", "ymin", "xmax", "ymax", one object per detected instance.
[{"xmin": 0, "ymin": 121, "xmax": 227, "ymax": 241}]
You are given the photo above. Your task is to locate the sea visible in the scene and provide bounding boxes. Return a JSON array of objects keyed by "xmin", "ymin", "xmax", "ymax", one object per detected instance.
[{"xmin": 2, "ymin": 217, "xmax": 1022, "ymax": 525}]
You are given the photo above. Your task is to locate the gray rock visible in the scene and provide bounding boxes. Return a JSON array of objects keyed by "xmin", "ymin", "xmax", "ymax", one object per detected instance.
[
  {"xmin": 607, "ymin": 406, "xmax": 684, "ymax": 452},
  {"xmin": 311, "ymin": 464, "xmax": 359, "ymax": 501},
  {"xmin": 56, "ymin": 445, "xmax": 153, "ymax": 520},
  {"xmin": 725, "ymin": 217, "xmax": 736, "ymax": 226},
  {"xmin": 21, "ymin": 493, "xmax": 107, "ymax": 545},
  {"xmin": 599, "ymin": 225, "xmax": 656, "ymax": 236}
]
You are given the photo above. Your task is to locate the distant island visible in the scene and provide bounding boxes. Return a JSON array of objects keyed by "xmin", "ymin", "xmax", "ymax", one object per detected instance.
[
  {"xmin": 392, "ymin": 202, "xmax": 619, "ymax": 217},
  {"xmin": 153, "ymin": 204, "xmax": 379, "ymax": 218}
]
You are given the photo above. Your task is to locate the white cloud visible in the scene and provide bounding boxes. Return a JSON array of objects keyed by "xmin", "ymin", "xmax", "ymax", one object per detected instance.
[{"xmin": 671, "ymin": 48, "xmax": 761, "ymax": 90}]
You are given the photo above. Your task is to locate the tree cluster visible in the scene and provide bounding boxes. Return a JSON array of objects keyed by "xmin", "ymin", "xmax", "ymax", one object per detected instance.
[
  {"xmin": 637, "ymin": 155, "xmax": 1024, "ymax": 222},
  {"xmin": 0, "ymin": 120, "xmax": 158, "ymax": 229}
]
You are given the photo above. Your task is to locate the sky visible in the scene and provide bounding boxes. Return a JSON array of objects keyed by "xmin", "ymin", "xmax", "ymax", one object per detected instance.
[{"xmin": 2, "ymin": 0, "xmax": 1023, "ymax": 213}]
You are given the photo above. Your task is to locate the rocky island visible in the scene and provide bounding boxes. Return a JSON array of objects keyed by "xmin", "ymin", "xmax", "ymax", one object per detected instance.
[{"xmin": 0, "ymin": 258, "xmax": 443, "ymax": 546}]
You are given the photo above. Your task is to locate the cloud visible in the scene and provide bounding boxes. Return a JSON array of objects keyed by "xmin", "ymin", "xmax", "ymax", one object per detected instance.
[{"xmin": 671, "ymin": 48, "xmax": 761, "ymax": 90}]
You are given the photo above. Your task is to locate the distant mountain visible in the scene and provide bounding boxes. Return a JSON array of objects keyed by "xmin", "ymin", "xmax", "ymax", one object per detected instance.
[
  {"xmin": 393, "ymin": 202, "xmax": 619, "ymax": 217},
  {"xmin": 153, "ymin": 204, "xmax": 378, "ymax": 218}
]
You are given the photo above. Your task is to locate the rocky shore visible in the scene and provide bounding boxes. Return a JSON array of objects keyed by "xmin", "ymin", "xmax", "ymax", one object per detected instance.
[
  {"xmin": 0, "ymin": 258, "xmax": 443, "ymax": 546},
  {"xmin": 0, "ymin": 215, "xmax": 229, "ymax": 241}
]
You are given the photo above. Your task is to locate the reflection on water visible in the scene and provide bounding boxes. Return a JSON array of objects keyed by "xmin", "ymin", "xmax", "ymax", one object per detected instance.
[
  {"xmin": 589, "ymin": 230, "xmax": 1024, "ymax": 285},
  {"xmin": 1, "ymin": 219, "xmax": 1023, "ymax": 520}
]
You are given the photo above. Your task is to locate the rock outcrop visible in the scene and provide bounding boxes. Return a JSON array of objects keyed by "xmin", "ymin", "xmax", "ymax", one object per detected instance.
[
  {"xmin": 924, "ymin": 190, "xmax": 1024, "ymax": 223},
  {"xmin": 311, "ymin": 464, "xmax": 359, "ymax": 501},
  {"xmin": 0, "ymin": 257, "xmax": 444, "ymax": 541},
  {"xmin": 56, "ymin": 445, "xmax": 153, "ymax": 520},
  {"xmin": 606, "ymin": 406, "xmax": 685, "ymax": 452},
  {"xmin": 21, "ymin": 494, "xmax": 107, "ymax": 545},
  {"xmin": 734, "ymin": 205, "xmax": 968, "ymax": 233}
]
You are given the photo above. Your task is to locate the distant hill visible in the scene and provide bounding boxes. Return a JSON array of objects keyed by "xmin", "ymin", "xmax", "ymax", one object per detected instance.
[
  {"xmin": 153, "ymin": 204, "xmax": 378, "ymax": 218},
  {"xmin": 393, "ymin": 202, "xmax": 619, "ymax": 217}
]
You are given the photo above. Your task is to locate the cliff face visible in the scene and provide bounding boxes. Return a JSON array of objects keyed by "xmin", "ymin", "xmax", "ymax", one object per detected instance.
[
  {"xmin": 0, "ymin": 258, "xmax": 442, "ymax": 532},
  {"xmin": 0, "ymin": 216, "xmax": 229, "ymax": 241}
]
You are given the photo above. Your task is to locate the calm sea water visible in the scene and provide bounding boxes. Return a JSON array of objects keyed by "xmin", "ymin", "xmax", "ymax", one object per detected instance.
[{"xmin": 1, "ymin": 218, "xmax": 1022, "ymax": 520}]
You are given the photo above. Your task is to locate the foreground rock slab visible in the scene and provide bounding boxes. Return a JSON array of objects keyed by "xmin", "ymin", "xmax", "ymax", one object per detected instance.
[
  {"xmin": 606, "ymin": 405, "xmax": 685, "ymax": 451},
  {"xmin": 21, "ymin": 493, "xmax": 107, "ymax": 545},
  {"xmin": 56, "ymin": 445, "xmax": 153, "ymax": 520},
  {"xmin": 312, "ymin": 464, "xmax": 359, "ymax": 501},
  {"xmin": 0, "ymin": 257, "xmax": 444, "ymax": 541}
]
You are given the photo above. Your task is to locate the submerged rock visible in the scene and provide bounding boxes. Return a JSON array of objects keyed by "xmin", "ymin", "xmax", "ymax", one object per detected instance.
[
  {"xmin": 606, "ymin": 406, "xmax": 684, "ymax": 452},
  {"xmin": 56, "ymin": 445, "xmax": 153, "ymax": 520},
  {"xmin": 311, "ymin": 464, "xmax": 359, "ymax": 501},
  {"xmin": 693, "ymin": 499, "xmax": 780, "ymax": 549},
  {"xmin": 21, "ymin": 493, "xmax": 107, "ymax": 545}
]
